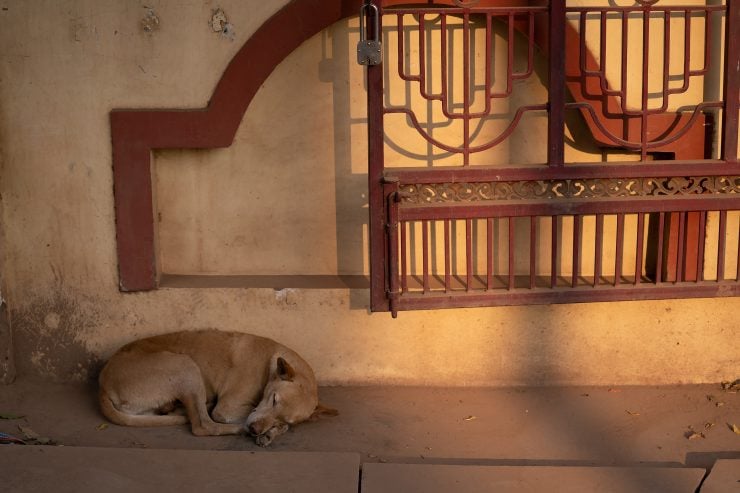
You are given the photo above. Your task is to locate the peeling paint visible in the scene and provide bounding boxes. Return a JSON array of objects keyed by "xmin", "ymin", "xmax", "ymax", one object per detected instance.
[
  {"xmin": 274, "ymin": 288, "xmax": 298, "ymax": 306},
  {"xmin": 140, "ymin": 8, "xmax": 160, "ymax": 34},
  {"xmin": 210, "ymin": 8, "xmax": 235, "ymax": 41}
]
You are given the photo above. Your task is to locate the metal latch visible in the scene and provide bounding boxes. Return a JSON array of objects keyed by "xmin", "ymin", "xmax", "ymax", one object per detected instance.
[{"xmin": 357, "ymin": 2, "xmax": 381, "ymax": 66}]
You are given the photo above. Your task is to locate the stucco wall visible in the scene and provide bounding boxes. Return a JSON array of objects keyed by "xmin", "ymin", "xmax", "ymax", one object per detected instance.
[{"xmin": 0, "ymin": 0, "xmax": 737, "ymax": 385}]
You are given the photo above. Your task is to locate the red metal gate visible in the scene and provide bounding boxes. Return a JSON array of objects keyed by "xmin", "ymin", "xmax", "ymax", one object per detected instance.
[{"xmin": 363, "ymin": 0, "xmax": 740, "ymax": 316}]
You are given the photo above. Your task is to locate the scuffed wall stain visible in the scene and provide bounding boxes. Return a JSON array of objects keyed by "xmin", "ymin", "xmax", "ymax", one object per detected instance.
[
  {"xmin": 69, "ymin": 18, "xmax": 99, "ymax": 43},
  {"xmin": 12, "ymin": 292, "xmax": 101, "ymax": 382},
  {"xmin": 0, "ymin": 302, "xmax": 14, "ymax": 384},
  {"xmin": 140, "ymin": 7, "xmax": 160, "ymax": 34}
]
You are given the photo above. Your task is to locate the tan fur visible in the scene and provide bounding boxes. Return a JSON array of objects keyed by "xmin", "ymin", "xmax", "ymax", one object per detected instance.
[{"xmin": 98, "ymin": 330, "xmax": 336, "ymax": 446}]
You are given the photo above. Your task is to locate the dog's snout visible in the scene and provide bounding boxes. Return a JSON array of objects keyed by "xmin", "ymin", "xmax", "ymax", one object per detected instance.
[{"xmin": 247, "ymin": 423, "xmax": 260, "ymax": 436}]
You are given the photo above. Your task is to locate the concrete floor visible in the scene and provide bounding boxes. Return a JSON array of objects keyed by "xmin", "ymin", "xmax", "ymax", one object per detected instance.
[{"xmin": 1, "ymin": 378, "xmax": 739, "ymax": 491}]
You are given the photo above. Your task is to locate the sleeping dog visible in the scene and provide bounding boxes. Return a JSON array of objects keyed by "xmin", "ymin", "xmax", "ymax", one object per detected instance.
[{"xmin": 98, "ymin": 330, "xmax": 336, "ymax": 446}]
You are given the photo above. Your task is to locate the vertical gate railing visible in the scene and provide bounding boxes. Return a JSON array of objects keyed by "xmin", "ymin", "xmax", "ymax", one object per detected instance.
[{"xmin": 364, "ymin": 0, "xmax": 740, "ymax": 316}]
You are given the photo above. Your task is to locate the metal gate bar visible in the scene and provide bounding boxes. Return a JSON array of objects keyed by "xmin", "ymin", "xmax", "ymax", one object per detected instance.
[
  {"xmin": 387, "ymin": 195, "xmax": 740, "ymax": 315},
  {"xmin": 566, "ymin": 3, "xmax": 724, "ymax": 159}
]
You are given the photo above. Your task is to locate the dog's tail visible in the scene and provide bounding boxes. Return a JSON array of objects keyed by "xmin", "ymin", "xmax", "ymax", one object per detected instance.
[{"xmin": 99, "ymin": 388, "xmax": 188, "ymax": 427}]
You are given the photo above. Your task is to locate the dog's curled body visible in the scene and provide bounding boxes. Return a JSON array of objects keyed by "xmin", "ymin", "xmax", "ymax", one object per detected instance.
[{"xmin": 99, "ymin": 330, "xmax": 333, "ymax": 445}]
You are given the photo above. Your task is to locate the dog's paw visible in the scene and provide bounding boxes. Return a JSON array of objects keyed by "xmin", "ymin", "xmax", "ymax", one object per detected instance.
[
  {"xmin": 253, "ymin": 423, "xmax": 289, "ymax": 447},
  {"xmin": 255, "ymin": 433, "xmax": 273, "ymax": 447}
]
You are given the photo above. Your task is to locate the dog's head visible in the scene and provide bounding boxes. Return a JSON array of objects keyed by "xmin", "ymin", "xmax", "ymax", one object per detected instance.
[{"xmin": 245, "ymin": 356, "xmax": 337, "ymax": 445}]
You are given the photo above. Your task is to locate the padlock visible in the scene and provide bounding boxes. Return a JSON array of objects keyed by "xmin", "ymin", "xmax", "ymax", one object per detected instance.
[{"xmin": 357, "ymin": 2, "xmax": 382, "ymax": 66}]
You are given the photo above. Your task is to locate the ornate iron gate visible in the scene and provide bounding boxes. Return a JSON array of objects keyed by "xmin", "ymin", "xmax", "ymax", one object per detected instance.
[{"xmin": 363, "ymin": 0, "xmax": 740, "ymax": 316}]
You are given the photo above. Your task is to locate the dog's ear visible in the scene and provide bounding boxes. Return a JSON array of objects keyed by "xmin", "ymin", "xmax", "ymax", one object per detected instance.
[
  {"xmin": 276, "ymin": 357, "xmax": 296, "ymax": 382},
  {"xmin": 308, "ymin": 403, "xmax": 339, "ymax": 421}
]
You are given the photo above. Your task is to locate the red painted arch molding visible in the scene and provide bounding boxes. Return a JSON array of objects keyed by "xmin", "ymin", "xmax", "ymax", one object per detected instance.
[{"xmin": 111, "ymin": 0, "xmax": 364, "ymax": 291}]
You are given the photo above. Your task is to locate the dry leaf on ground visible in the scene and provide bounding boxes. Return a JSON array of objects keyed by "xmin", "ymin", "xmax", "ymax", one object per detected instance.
[
  {"xmin": 17, "ymin": 425, "xmax": 55, "ymax": 445},
  {"xmin": 729, "ymin": 423, "xmax": 740, "ymax": 435},
  {"xmin": 18, "ymin": 425, "xmax": 39, "ymax": 440},
  {"xmin": 463, "ymin": 415, "xmax": 477, "ymax": 421},
  {"xmin": 625, "ymin": 410, "xmax": 640, "ymax": 416},
  {"xmin": 685, "ymin": 430, "xmax": 705, "ymax": 440},
  {"xmin": 0, "ymin": 413, "xmax": 25, "ymax": 420},
  {"xmin": 96, "ymin": 423, "xmax": 109, "ymax": 431}
]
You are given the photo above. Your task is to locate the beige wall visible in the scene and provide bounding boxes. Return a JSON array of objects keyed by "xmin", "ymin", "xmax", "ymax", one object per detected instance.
[{"xmin": 0, "ymin": 0, "xmax": 737, "ymax": 385}]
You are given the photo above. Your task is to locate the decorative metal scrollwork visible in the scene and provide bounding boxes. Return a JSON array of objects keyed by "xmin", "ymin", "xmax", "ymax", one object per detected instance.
[{"xmin": 399, "ymin": 176, "xmax": 740, "ymax": 204}]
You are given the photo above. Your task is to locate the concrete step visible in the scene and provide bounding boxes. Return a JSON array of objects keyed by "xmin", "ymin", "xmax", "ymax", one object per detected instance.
[
  {"xmin": 700, "ymin": 460, "xmax": 740, "ymax": 493},
  {"xmin": 4, "ymin": 444, "xmax": 736, "ymax": 492},
  {"xmin": 361, "ymin": 463, "xmax": 706, "ymax": 493},
  {"xmin": 2, "ymin": 445, "xmax": 360, "ymax": 493}
]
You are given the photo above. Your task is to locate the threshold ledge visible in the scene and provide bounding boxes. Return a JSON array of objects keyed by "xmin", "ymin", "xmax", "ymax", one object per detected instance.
[{"xmin": 159, "ymin": 274, "xmax": 370, "ymax": 290}]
